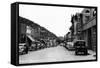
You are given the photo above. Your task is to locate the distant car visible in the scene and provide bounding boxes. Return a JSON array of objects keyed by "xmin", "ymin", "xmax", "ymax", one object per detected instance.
[
  {"xmin": 36, "ymin": 42, "xmax": 41, "ymax": 49},
  {"xmin": 65, "ymin": 42, "xmax": 75, "ymax": 50},
  {"xmin": 60, "ymin": 43, "xmax": 65, "ymax": 46},
  {"xmin": 29, "ymin": 42, "xmax": 37, "ymax": 51},
  {"xmin": 74, "ymin": 40, "xmax": 88, "ymax": 55},
  {"xmin": 40, "ymin": 43, "xmax": 45, "ymax": 49},
  {"xmin": 29, "ymin": 41, "xmax": 42, "ymax": 51},
  {"xmin": 19, "ymin": 43, "xmax": 27, "ymax": 55}
]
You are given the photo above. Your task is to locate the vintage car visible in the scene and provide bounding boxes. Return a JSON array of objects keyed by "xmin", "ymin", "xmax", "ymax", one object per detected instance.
[
  {"xmin": 60, "ymin": 42, "xmax": 65, "ymax": 46},
  {"xmin": 64, "ymin": 42, "xmax": 75, "ymax": 50},
  {"xmin": 29, "ymin": 41, "xmax": 45, "ymax": 51},
  {"xmin": 74, "ymin": 40, "xmax": 88, "ymax": 55},
  {"xmin": 28, "ymin": 42, "xmax": 37, "ymax": 51},
  {"xmin": 19, "ymin": 43, "xmax": 28, "ymax": 55},
  {"xmin": 36, "ymin": 42, "xmax": 41, "ymax": 49}
]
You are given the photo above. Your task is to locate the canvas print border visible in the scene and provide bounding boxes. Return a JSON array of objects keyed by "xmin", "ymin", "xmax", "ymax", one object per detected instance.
[{"xmin": 11, "ymin": 2, "xmax": 98, "ymax": 66}]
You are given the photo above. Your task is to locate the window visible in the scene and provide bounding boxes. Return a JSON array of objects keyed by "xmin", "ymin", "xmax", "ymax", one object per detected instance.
[
  {"xmin": 85, "ymin": 16, "xmax": 90, "ymax": 22},
  {"xmin": 93, "ymin": 8, "xmax": 96, "ymax": 16},
  {"xmin": 85, "ymin": 10, "xmax": 90, "ymax": 13},
  {"xmin": 84, "ymin": 9, "xmax": 90, "ymax": 22}
]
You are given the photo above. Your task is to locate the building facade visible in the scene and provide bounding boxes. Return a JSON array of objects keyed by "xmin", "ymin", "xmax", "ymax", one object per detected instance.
[
  {"xmin": 81, "ymin": 8, "xmax": 97, "ymax": 51},
  {"xmin": 70, "ymin": 13, "xmax": 82, "ymax": 42},
  {"xmin": 70, "ymin": 8, "xmax": 97, "ymax": 51}
]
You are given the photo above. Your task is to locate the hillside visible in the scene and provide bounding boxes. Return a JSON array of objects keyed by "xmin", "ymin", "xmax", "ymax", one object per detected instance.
[{"xmin": 19, "ymin": 16, "xmax": 58, "ymax": 39}]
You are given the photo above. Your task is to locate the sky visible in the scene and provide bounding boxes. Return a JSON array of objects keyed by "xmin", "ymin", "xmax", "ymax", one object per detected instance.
[{"xmin": 19, "ymin": 4, "xmax": 84, "ymax": 37}]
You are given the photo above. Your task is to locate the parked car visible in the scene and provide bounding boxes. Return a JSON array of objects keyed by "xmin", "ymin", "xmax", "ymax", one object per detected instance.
[
  {"xmin": 28, "ymin": 42, "xmax": 37, "ymax": 51},
  {"xmin": 74, "ymin": 40, "xmax": 88, "ymax": 55},
  {"xmin": 60, "ymin": 42, "xmax": 65, "ymax": 46},
  {"xmin": 65, "ymin": 42, "xmax": 75, "ymax": 50},
  {"xmin": 19, "ymin": 43, "xmax": 28, "ymax": 55},
  {"xmin": 40, "ymin": 43, "xmax": 46, "ymax": 49},
  {"xmin": 29, "ymin": 41, "xmax": 42, "ymax": 51},
  {"xmin": 36, "ymin": 42, "xmax": 41, "ymax": 49}
]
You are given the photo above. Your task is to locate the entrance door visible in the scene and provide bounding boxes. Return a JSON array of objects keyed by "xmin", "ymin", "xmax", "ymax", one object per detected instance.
[{"xmin": 88, "ymin": 28, "xmax": 92, "ymax": 50}]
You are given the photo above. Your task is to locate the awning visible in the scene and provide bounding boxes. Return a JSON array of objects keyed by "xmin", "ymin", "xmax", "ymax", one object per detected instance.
[
  {"xmin": 83, "ymin": 17, "xmax": 96, "ymax": 30},
  {"xmin": 27, "ymin": 35, "xmax": 35, "ymax": 42}
]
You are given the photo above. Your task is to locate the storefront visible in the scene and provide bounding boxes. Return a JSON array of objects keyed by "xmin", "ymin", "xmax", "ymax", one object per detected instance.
[{"xmin": 82, "ymin": 17, "xmax": 96, "ymax": 51}]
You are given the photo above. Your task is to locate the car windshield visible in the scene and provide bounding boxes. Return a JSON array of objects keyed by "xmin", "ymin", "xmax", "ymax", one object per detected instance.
[{"xmin": 75, "ymin": 41, "xmax": 85, "ymax": 46}]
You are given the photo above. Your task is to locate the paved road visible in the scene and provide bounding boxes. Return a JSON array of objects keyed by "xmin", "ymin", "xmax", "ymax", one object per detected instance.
[{"xmin": 19, "ymin": 46, "xmax": 96, "ymax": 64}]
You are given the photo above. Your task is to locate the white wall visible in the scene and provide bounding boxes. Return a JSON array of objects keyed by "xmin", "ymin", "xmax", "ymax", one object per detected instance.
[
  {"xmin": 26, "ymin": 26, "xmax": 32, "ymax": 34},
  {"xmin": 0, "ymin": 0, "xmax": 100, "ymax": 68}
]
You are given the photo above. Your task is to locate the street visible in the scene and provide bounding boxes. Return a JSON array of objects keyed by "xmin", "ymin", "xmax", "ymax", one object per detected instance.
[{"xmin": 19, "ymin": 46, "xmax": 96, "ymax": 64}]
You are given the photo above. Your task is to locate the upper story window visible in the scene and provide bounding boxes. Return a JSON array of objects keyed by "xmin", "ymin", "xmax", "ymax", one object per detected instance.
[
  {"xmin": 34, "ymin": 28, "xmax": 38, "ymax": 33},
  {"xmin": 85, "ymin": 10, "xmax": 90, "ymax": 22},
  {"xmin": 85, "ymin": 16, "xmax": 90, "ymax": 22},
  {"xmin": 85, "ymin": 10, "xmax": 90, "ymax": 13}
]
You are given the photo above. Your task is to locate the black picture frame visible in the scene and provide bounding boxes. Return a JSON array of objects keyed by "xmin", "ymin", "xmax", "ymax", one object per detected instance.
[{"xmin": 11, "ymin": 2, "xmax": 98, "ymax": 66}]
